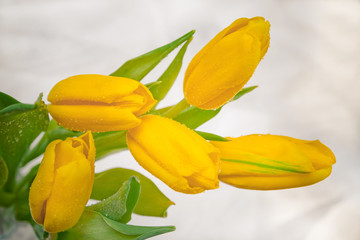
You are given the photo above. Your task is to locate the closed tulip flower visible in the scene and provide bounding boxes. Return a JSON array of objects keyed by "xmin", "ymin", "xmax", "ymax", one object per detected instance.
[
  {"xmin": 211, "ymin": 134, "xmax": 336, "ymax": 190},
  {"xmin": 48, "ymin": 74, "xmax": 156, "ymax": 132},
  {"xmin": 127, "ymin": 115, "xmax": 220, "ymax": 194},
  {"xmin": 29, "ymin": 132, "xmax": 95, "ymax": 233},
  {"xmin": 184, "ymin": 17, "xmax": 270, "ymax": 110}
]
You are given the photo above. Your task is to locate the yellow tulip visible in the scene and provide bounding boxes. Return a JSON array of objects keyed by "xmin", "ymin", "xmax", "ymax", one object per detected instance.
[
  {"xmin": 184, "ymin": 17, "xmax": 270, "ymax": 110},
  {"xmin": 29, "ymin": 132, "xmax": 95, "ymax": 233},
  {"xmin": 211, "ymin": 134, "xmax": 336, "ymax": 190},
  {"xmin": 48, "ymin": 74, "xmax": 156, "ymax": 132},
  {"xmin": 126, "ymin": 115, "xmax": 220, "ymax": 194}
]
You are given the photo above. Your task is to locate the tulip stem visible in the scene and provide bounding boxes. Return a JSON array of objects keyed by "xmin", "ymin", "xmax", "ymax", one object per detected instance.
[
  {"xmin": 0, "ymin": 189, "xmax": 15, "ymax": 207},
  {"xmin": 163, "ymin": 98, "xmax": 190, "ymax": 118},
  {"xmin": 15, "ymin": 164, "xmax": 39, "ymax": 193}
]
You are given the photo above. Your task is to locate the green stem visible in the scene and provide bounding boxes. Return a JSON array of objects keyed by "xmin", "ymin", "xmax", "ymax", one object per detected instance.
[
  {"xmin": 0, "ymin": 188, "xmax": 15, "ymax": 207},
  {"xmin": 15, "ymin": 164, "xmax": 39, "ymax": 193},
  {"xmin": 162, "ymin": 99, "xmax": 190, "ymax": 118},
  {"xmin": 94, "ymin": 131, "xmax": 128, "ymax": 160}
]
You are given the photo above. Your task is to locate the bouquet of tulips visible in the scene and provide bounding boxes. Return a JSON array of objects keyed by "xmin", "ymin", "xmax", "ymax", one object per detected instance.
[{"xmin": 0, "ymin": 17, "xmax": 335, "ymax": 239}]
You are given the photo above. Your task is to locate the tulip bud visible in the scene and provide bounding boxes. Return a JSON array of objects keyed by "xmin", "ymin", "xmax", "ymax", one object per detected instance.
[
  {"xmin": 29, "ymin": 132, "xmax": 95, "ymax": 232},
  {"xmin": 211, "ymin": 134, "xmax": 336, "ymax": 190},
  {"xmin": 126, "ymin": 115, "xmax": 220, "ymax": 194},
  {"xmin": 184, "ymin": 17, "xmax": 270, "ymax": 110},
  {"xmin": 48, "ymin": 74, "xmax": 156, "ymax": 132}
]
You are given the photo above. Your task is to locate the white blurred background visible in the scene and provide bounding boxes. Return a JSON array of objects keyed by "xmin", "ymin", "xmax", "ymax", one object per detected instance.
[{"xmin": 1, "ymin": 0, "xmax": 360, "ymax": 239}]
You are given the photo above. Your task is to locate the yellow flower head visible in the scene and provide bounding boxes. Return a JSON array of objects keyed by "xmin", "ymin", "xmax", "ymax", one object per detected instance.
[
  {"xmin": 127, "ymin": 115, "xmax": 220, "ymax": 194},
  {"xmin": 48, "ymin": 74, "xmax": 156, "ymax": 132},
  {"xmin": 211, "ymin": 134, "xmax": 336, "ymax": 190},
  {"xmin": 29, "ymin": 132, "xmax": 95, "ymax": 233},
  {"xmin": 184, "ymin": 17, "xmax": 270, "ymax": 110}
]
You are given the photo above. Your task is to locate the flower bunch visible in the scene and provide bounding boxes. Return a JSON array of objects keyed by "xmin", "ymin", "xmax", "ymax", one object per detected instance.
[{"xmin": 0, "ymin": 17, "xmax": 335, "ymax": 240}]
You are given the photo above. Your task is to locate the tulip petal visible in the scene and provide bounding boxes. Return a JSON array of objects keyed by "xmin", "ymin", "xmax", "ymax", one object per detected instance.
[
  {"xmin": 184, "ymin": 17, "xmax": 270, "ymax": 110},
  {"xmin": 29, "ymin": 140, "xmax": 61, "ymax": 225},
  {"xmin": 283, "ymin": 137, "xmax": 336, "ymax": 169},
  {"xmin": 44, "ymin": 157, "xmax": 92, "ymax": 232},
  {"xmin": 184, "ymin": 29, "xmax": 262, "ymax": 109},
  {"xmin": 213, "ymin": 135, "xmax": 315, "ymax": 174},
  {"xmin": 185, "ymin": 18, "xmax": 249, "ymax": 77},
  {"xmin": 48, "ymin": 75, "xmax": 139, "ymax": 105},
  {"xmin": 213, "ymin": 134, "xmax": 336, "ymax": 190},
  {"xmin": 47, "ymin": 75, "xmax": 156, "ymax": 132},
  {"xmin": 220, "ymin": 167, "xmax": 333, "ymax": 190},
  {"xmin": 29, "ymin": 132, "xmax": 95, "ymax": 233},
  {"xmin": 127, "ymin": 115, "xmax": 220, "ymax": 194},
  {"xmin": 48, "ymin": 105, "xmax": 141, "ymax": 132}
]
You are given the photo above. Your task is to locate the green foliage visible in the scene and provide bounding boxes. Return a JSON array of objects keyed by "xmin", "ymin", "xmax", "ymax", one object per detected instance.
[
  {"xmin": 91, "ymin": 168, "xmax": 173, "ymax": 217},
  {"xmin": 174, "ymin": 106, "xmax": 221, "ymax": 129},
  {"xmin": 232, "ymin": 85, "xmax": 258, "ymax": 101},
  {"xmin": 88, "ymin": 177, "xmax": 140, "ymax": 223},
  {"xmin": 57, "ymin": 210, "xmax": 175, "ymax": 240},
  {"xmin": 110, "ymin": 30, "xmax": 194, "ymax": 81},
  {"xmin": 0, "ymin": 92, "xmax": 20, "ymax": 110},
  {"xmin": 148, "ymin": 37, "xmax": 192, "ymax": 102},
  {"xmin": 93, "ymin": 131, "xmax": 127, "ymax": 160},
  {"xmin": 21, "ymin": 120, "xmax": 80, "ymax": 166},
  {"xmin": 22, "ymin": 120, "xmax": 128, "ymax": 164},
  {"xmin": 0, "ymin": 155, "xmax": 8, "ymax": 187},
  {"xmin": 173, "ymin": 86, "xmax": 258, "ymax": 129},
  {"xmin": 30, "ymin": 221, "xmax": 48, "ymax": 240},
  {"xmin": 0, "ymin": 95, "xmax": 49, "ymax": 191},
  {"xmin": 195, "ymin": 131, "xmax": 229, "ymax": 142}
]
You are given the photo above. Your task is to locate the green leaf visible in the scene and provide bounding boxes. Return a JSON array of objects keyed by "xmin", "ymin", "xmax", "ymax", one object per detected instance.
[
  {"xmin": 30, "ymin": 221, "xmax": 48, "ymax": 240},
  {"xmin": 101, "ymin": 215, "xmax": 175, "ymax": 240},
  {"xmin": 0, "ymin": 155, "xmax": 8, "ymax": 187},
  {"xmin": 0, "ymin": 189, "xmax": 15, "ymax": 207},
  {"xmin": 88, "ymin": 177, "xmax": 140, "ymax": 223},
  {"xmin": 0, "ymin": 103, "xmax": 36, "ymax": 115},
  {"xmin": 91, "ymin": 168, "xmax": 174, "ymax": 217},
  {"xmin": 0, "ymin": 96, "xmax": 49, "ymax": 191},
  {"xmin": 93, "ymin": 131, "xmax": 127, "ymax": 160},
  {"xmin": 23, "ymin": 122, "xmax": 128, "ymax": 164},
  {"xmin": 57, "ymin": 210, "xmax": 175, "ymax": 240},
  {"xmin": 149, "ymin": 37, "xmax": 192, "ymax": 102},
  {"xmin": 174, "ymin": 106, "xmax": 221, "ymax": 129},
  {"xmin": 0, "ymin": 92, "xmax": 20, "ymax": 110},
  {"xmin": 173, "ymin": 86, "xmax": 258, "ymax": 129},
  {"xmin": 232, "ymin": 85, "xmax": 258, "ymax": 101},
  {"xmin": 145, "ymin": 81, "xmax": 162, "ymax": 89},
  {"xmin": 110, "ymin": 30, "xmax": 195, "ymax": 81},
  {"xmin": 195, "ymin": 131, "xmax": 229, "ymax": 142},
  {"xmin": 154, "ymin": 106, "xmax": 172, "ymax": 115},
  {"xmin": 13, "ymin": 165, "xmax": 39, "ymax": 222},
  {"xmin": 21, "ymin": 120, "xmax": 80, "ymax": 166}
]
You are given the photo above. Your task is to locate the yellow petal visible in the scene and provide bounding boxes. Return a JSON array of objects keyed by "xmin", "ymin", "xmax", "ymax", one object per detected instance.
[
  {"xmin": 29, "ymin": 132, "xmax": 95, "ymax": 232},
  {"xmin": 44, "ymin": 157, "xmax": 92, "ymax": 232},
  {"xmin": 212, "ymin": 134, "xmax": 335, "ymax": 190},
  {"xmin": 220, "ymin": 167, "xmax": 333, "ymax": 190},
  {"xmin": 48, "ymin": 74, "xmax": 139, "ymax": 105},
  {"xmin": 185, "ymin": 17, "xmax": 250, "ymax": 77},
  {"xmin": 127, "ymin": 115, "xmax": 220, "ymax": 194},
  {"xmin": 184, "ymin": 17, "xmax": 270, "ymax": 110},
  {"xmin": 48, "ymin": 105, "xmax": 141, "ymax": 132},
  {"xmin": 212, "ymin": 134, "xmax": 315, "ymax": 174},
  {"xmin": 29, "ymin": 140, "xmax": 61, "ymax": 225},
  {"xmin": 47, "ymin": 74, "xmax": 156, "ymax": 132},
  {"xmin": 283, "ymin": 137, "xmax": 336, "ymax": 169}
]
